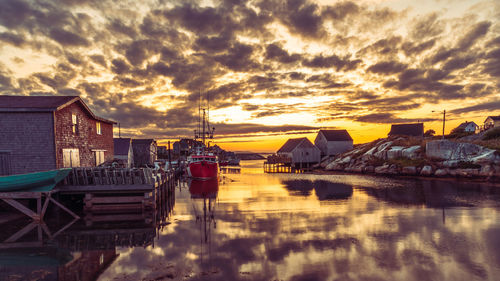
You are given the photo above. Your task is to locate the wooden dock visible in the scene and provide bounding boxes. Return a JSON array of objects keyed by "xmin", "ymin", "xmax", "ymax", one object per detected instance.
[{"xmin": 56, "ymin": 167, "xmax": 176, "ymax": 214}]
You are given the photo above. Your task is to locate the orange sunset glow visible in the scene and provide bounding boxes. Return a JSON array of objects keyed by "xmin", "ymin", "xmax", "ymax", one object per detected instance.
[{"xmin": 0, "ymin": 0, "xmax": 499, "ymax": 152}]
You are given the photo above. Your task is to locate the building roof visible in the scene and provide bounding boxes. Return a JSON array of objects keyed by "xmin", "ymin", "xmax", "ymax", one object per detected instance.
[
  {"xmin": 456, "ymin": 121, "xmax": 478, "ymax": 129},
  {"xmin": 318, "ymin": 129, "xmax": 353, "ymax": 141},
  {"xmin": 0, "ymin": 95, "xmax": 116, "ymax": 124},
  {"xmin": 114, "ymin": 138, "xmax": 132, "ymax": 156},
  {"xmin": 132, "ymin": 139, "xmax": 157, "ymax": 145},
  {"xmin": 388, "ymin": 123, "xmax": 424, "ymax": 137},
  {"xmin": 277, "ymin": 138, "xmax": 316, "ymax": 153},
  {"xmin": 486, "ymin": 116, "xmax": 500, "ymax": 121}
]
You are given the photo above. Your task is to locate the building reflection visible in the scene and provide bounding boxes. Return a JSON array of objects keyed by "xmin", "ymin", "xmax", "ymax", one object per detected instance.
[
  {"xmin": 0, "ymin": 188, "xmax": 176, "ymax": 281},
  {"xmin": 281, "ymin": 179, "xmax": 353, "ymax": 201}
]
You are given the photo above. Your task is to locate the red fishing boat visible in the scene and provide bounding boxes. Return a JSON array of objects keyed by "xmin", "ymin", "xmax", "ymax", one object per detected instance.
[
  {"xmin": 187, "ymin": 153, "xmax": 219, "ymax": 180},
  {"xmin": 187, "ymin": 98, "xmax": 219, "ymax": 180}
]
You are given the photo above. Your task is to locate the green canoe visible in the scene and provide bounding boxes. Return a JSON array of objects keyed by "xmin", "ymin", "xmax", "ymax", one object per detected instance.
[{"xmin": 0, "ymin": 168, "xmax": 72, "ymax": 192}]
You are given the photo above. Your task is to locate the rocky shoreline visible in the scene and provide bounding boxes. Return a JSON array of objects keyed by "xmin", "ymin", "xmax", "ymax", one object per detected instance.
[{"xmin": 318, "ymin": 137, "xmax": 500, "ymax": 181}]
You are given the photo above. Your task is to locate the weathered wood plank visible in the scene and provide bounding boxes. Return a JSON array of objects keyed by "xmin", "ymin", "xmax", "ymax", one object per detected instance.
[
  {"xmin": 84, "ymin": 213, "xmax": 146, "ymax": 222},
  {"xmin": 1, "ymin": 199, "xmax": 39, "ymax": 221},
  {"xmin": 90, "ymin": 196, "xmax": 145, "ymax": 204},
  {"xmin": 86, "ymin": 203, "xmax": 143, "ymax": 212},
  {"xmin": 0, "ymin": 192, "xmax": 42, "ymax": 199},
  {"xmin": 4, "ymin": 222, "xmax": 38, "ymax": 242}
]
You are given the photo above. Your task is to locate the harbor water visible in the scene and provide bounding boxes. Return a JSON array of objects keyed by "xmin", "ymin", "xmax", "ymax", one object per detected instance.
[
  {"xmin": 98, "ymin": 160, "xmax": 500, "ymax": 281},
  {"xmin": 2, "ymin": 160, "xmax": 500, "ymax": 281}
]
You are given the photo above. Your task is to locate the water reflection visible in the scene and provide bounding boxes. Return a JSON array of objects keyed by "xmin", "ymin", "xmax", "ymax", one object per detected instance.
[
  {"xmin": 0, "ymin": 185, "xmax": 175, "ymax": 281},
  {"xmin": 8, "ymin": 160, "xmax": 499, "ymax": 280},
  {"xmin": 282, "ymin": 179, "xmax": 353, "ymax": 200}
]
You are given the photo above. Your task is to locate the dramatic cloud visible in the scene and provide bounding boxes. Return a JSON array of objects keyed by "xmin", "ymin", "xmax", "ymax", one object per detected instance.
[{"xmin": 0, "ymin": 0, "xmax": 498, "ymax": 146}]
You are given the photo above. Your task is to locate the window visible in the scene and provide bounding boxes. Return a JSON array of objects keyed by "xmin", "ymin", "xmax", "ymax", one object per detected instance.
[
  {"xmin": 94, "ymin": 150, "xmax": 105, "ymax": 166},
  {"xmin": 71, "ymin": 114, "xmax": 78, "ymax": 134},
  {"xmin": 96, "ymin": 121, "xmax": 102, "ymax": 135},
  {"xmin": 63, "ymin": 148, "xmax": 80, "ymax": 167}
]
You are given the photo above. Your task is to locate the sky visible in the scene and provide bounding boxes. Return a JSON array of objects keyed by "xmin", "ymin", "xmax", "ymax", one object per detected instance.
[{"xmin": 0, "ymin": 0, "xmax": 499, "ymax": 152}]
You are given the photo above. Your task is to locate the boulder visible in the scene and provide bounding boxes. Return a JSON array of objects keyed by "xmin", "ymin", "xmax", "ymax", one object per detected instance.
[
  {"xmin": 401, "ymin": 145, "xmax": 421, "ymax": 159},
  {"xmin": 364, "ymin": 166, "xmax": 374, "ymax": 173},
  {"xmin": 325, "ymin": 162, "xmax": 343, "ymax": 171},
  {"xmin": 455, "ymin": 168, "xmax": 479, "ymax": 177},
  {"xmin": 402, "ymin": 166, "xmax": 417, "ymax": 175},
  {"xmin": 434, "ymin": 169, "xmax": 448, "ymax": 177},
  {"xmin": 374, "ymin": 164, "xmax": 390, "ymax": 174},
  {"xmin": 426, "ymin": 140, "xmax": 500, "ymax": 164},
  {"xmin": 386, "ymin": 146, "xmax": 405, "ymax": 160},
  {"xmin": 479, "ymin": 165, "xmax": 495, "ymax": 177},
  {"xmin": 420, "ymin": 165, "xmax": 433, "ymax": 176},
  {"xmin": 388, "ymin": 164, "xmax": 399, "ymax": 174},
  {"xmin": 441, "ymin": 160, "xmax": 460, "ymax": 168}
]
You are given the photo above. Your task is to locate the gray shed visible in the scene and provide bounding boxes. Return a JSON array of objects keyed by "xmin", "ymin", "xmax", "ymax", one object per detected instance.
[
  {"xmin": 132, "ymin": 139, "xmax": 157, "ymax": 167},
  {"xmin": 314, "ymin": 130, "xmax": 353, "ymax": 156},
  {"xmin": 277, "ymin": 138, "xmax": 321, "ymax": 166},
  {"xmin": 113, "ymin": 138, "xmax": 134, "ymax": 168}
]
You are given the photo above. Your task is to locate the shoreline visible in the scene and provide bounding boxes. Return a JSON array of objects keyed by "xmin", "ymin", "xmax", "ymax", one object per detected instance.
[{"xmin": 309, "ymin": 168, "xmax": 500, "ymax": 187}]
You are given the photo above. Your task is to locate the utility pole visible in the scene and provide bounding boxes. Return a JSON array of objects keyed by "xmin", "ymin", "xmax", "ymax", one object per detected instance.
[
  {"xmin": 442, "ymin": 110, "xmax": 446, "ymax": 139},
  {"xmin": 432, "ymin": 110, "xmax": 446, "ymax": 139}
]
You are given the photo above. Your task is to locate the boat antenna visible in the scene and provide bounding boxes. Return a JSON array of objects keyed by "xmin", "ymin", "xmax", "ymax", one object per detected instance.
[
  {"xmin": 198, "ymin": 89, "xmax": 201, "ymax": 140},
  {"xmin": 207, "ymin": 92, "xmax": 210, "ymax": 138}
]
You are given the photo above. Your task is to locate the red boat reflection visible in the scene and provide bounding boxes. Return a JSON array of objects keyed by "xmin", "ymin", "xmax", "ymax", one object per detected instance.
[{"xmin": 189, "ymin": 178, "xmax": 219, "ymax": 199}]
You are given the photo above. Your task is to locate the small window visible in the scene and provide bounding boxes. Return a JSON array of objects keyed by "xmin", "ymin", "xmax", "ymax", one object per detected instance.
[
  {"xmin": 72, "ymin": 114, "xmax": 78, "ymax": 134},
  {"xmin": 96, "ymin": 122, "xmax": 102, "ymax": 135}
]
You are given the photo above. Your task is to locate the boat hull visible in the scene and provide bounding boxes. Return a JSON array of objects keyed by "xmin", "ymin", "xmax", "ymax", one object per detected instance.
[
  {"xmin": 187, "ymin": 161, "xmax": 219, "ymax": 180},
  {"xmin": 0, "ymin": 168, "xmax": 72, "ymax": 192}
]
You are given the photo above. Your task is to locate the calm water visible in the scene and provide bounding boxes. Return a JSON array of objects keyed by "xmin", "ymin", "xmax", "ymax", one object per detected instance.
[
  {"xmin": 2, "ymin": 160, "xmax": 500, "ymax": 281},
  {"xmin": 96, "ymin": 160, "xmax": 500, "ymax": 281}
]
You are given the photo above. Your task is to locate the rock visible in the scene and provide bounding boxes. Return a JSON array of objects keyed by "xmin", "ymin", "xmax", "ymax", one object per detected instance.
[
  {"xmin": 386, "ymin": 146, "xmax": 405, "ymax": 160},
  {"xmin": 377, "ymin": 141, "xmax": 393, "ymax": 152},
  {"xmin": 364, "ymin": 166, "xmax": 374, "ymax": 173},
  {"xmin": 426, "ymin": 140, "xmax": 500, "ymax": 164},
  {"xmin": 339, "ymin": 156, "xmax": 352, "ymax": 164},
  {"xmin": 401, "ymin": 145, "xmax": 421, "ymax": 159},
  {"xmin": 479, "ymin": 165, "xmax": 494, "ymax": 177},
  {"xmin": 325, "ymin": 162, "xmax": 343, "ymax": 171},
  {"xmin": 374, "ymin": 164, "xmax": 390, "ymax": 174},
  {"xmin": 455, "ymin": 168, "xmax": 479, "ymax": 177},
  {"xmin": 351, "ymin": 166, "xmax": 364, "ymax": 173},
  {"xmin": 441, "ymin": 160, "xmax": 460, "ymax": 168},
  {"xmin": 388, "ymin": 164, "xmax": 399, "ymax": 174},
  {"xmin": 402, "ymin": 166, "xmax": 417, "ymax": 175},
  {"xmin": 434, "ymin": 169, "xmax": 448, "ymax": 177},
  {"xmin": 420, "ymin": 165, "xmax": 433, "ymax": 176}
]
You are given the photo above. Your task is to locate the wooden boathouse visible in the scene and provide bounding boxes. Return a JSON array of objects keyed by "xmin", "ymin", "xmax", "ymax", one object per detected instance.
[{"xmin": 264, "ymin": 137, "xmax": 321, "ymax": 173}]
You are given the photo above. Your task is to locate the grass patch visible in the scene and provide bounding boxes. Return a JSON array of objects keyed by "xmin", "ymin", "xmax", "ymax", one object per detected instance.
[{"xmin": 483, "ymin": 127, "xmax": 500, "ymax": 140}]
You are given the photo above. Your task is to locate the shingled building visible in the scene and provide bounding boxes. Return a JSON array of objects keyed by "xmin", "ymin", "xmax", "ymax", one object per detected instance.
[
  {"xmin": 0, "ymin": 95, "xmax": 115, "ymax": 175},
  {"xmin": 314, "ymin": 129, "xmax": 353, "ymax": 157}
]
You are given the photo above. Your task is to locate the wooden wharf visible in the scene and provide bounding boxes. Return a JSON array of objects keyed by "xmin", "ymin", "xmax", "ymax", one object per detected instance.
[
  {"xmin": 56, "ymin": 167, "xmax": 176, "ymax": 214},
  {"xmin": 263, "ymin": 155, "xmax": 308, "ymax": 173}
]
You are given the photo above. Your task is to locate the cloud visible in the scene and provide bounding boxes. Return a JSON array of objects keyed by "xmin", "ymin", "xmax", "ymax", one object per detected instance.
[
  {"xmin": 354, "ymin": 113, "xmax": 437, "ymax": 124},
  {"xmin": 367, "ymin": 61, "xmax": 407, "ymax": 75}
]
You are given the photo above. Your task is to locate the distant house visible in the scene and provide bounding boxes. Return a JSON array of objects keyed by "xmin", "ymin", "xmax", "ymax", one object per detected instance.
[
  {"xmin": 277, "ymin": 138, "xmax": 321, "ymax": 167},
  {"xmin": 484, "ymin": 116, "xmax": 500, "ymax": 130},
  {"xmin": 157, "ymin": 146, "xmax": 168, "ymax": 159},
  {"xmin": 132, "ymin": 139, "xmax": 157, "ymax": 167},
  {"xmin": 113, "ymin": 138, "xmax": 134, "ymax": 168},
  {"xmin": 454, "ymin": 121, "xmax": 479, "ymax": 133},
  {"xmin": 388, "ymin": 123, "xmax": 424, "ymax": 137},
  {"xmin": 314, "ymin": 129, "xmax": 353, "ymax": 157},
  {"xmin": 0, "ymin": 95, "xmax": 115, "ymax": 175}
]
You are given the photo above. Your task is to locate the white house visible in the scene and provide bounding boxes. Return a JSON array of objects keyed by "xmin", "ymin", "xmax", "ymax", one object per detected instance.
[
  {"xmin": 314, "ymin": 130, "xmax": 353, "ymax": 157},
  {"xmin": 113, "ymin": 138, "xmax": 134, "ymax": 167},
  {"xmin": 484, "ymin": 116, "xmax": 500, "ymax": 130},
  {"xmin": 455, "ymin": 121, "xmax": 479, "ymax": 133},
  {"xmin": 277, "ymin": 137, "xmax": 321, "ymax": 166}
]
